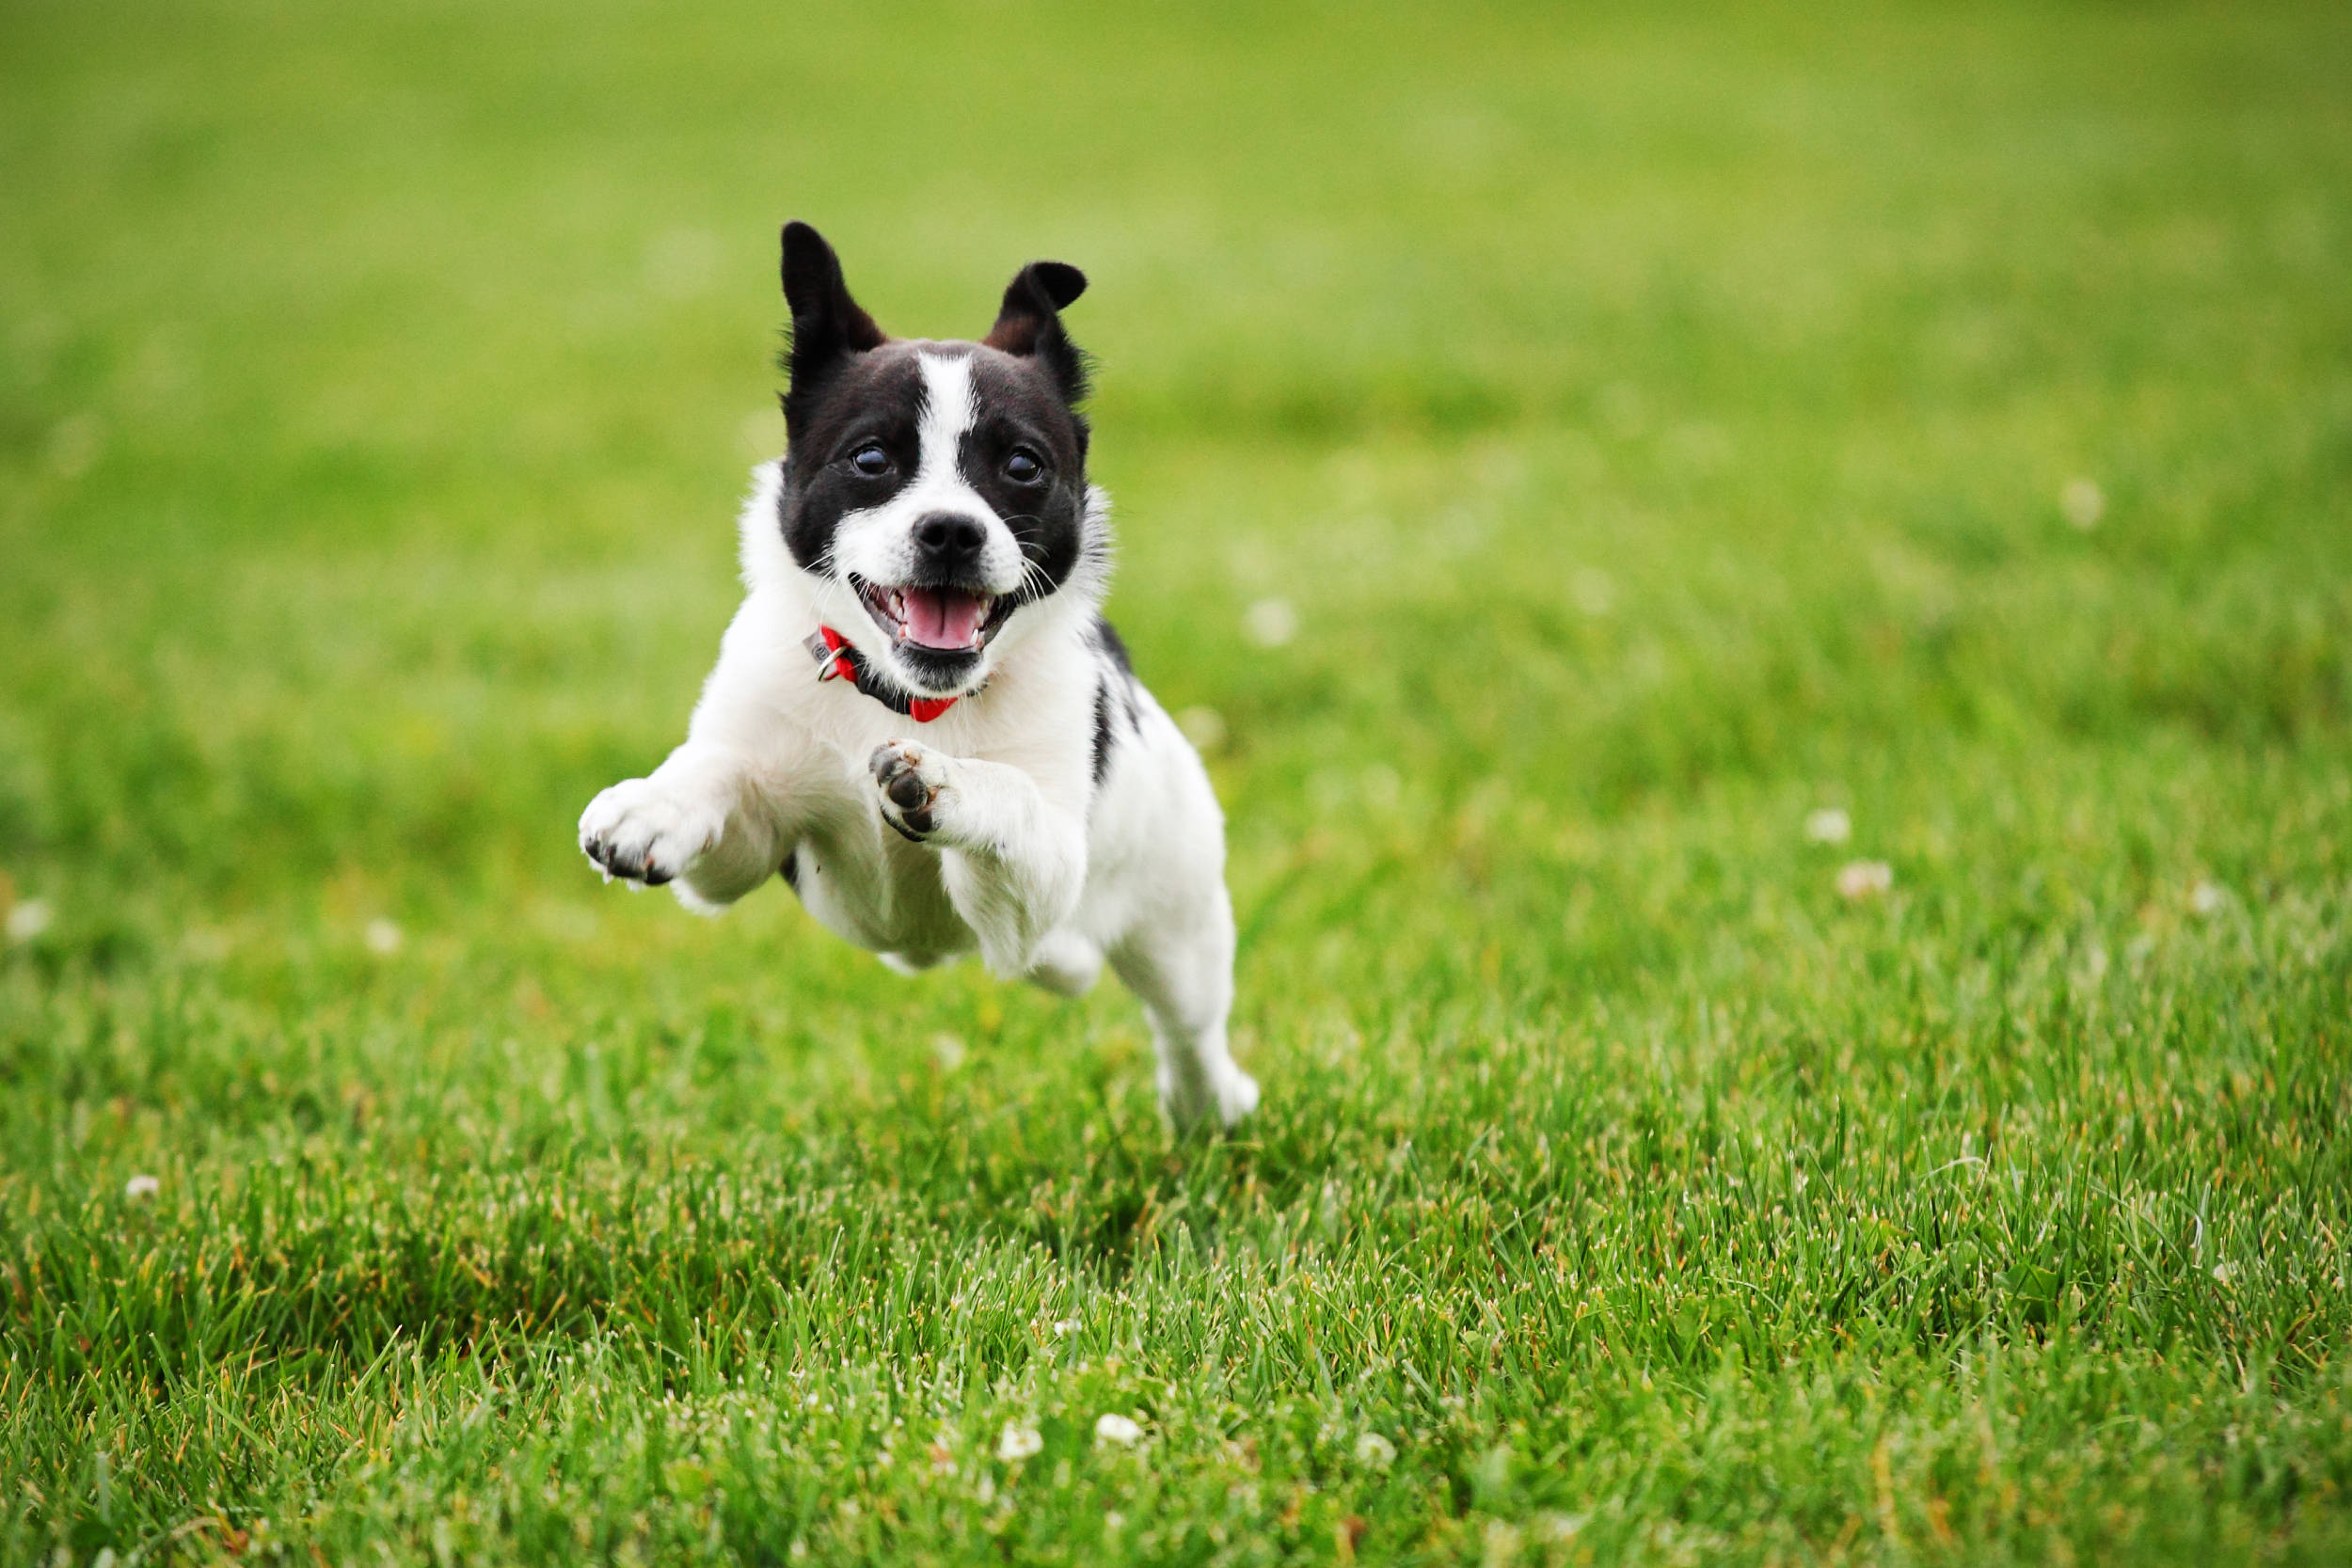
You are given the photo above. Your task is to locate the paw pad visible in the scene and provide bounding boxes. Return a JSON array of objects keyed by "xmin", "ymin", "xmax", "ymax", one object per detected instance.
[{"xmin": 868, "ymin": 741, "xmax": 943, "ymax": 840}]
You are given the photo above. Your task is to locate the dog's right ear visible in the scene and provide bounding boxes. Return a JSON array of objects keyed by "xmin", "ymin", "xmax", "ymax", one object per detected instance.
[
  {"xmin": 780, "ymin": 222, "xmax": 884, "ymax": 427},
  {"xmin": 984, "ymin": 261, "xmax": 1089, "ymax": 405}
]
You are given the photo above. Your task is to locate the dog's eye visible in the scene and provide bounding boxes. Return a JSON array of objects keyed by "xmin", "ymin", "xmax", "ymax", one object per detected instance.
[
  {"xmin": 1003, "ymin": 449, "xmax": 1044, "ymax": 484},
  {"xmin": 849, "ymin": 444, "xmax": 891, "ymax": 478}
]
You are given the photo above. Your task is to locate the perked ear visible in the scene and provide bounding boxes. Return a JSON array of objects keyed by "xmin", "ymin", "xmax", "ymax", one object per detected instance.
[
  {"xmin": 779, "ymin": 222, "xmax": 884, "ymax": 423},
  {"xmin": 984, "ymin": 261, "xmax": 1090, "ymax": 404}
]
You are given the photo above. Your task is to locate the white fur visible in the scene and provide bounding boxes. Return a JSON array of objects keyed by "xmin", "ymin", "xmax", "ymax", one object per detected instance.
[{"xmin": 579, "ymin": 460, "xmax": 1258, "ymax": 1131}]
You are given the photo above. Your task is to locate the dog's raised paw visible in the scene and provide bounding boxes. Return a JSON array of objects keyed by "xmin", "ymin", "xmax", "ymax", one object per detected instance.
[
  {"xmin": 869, "ymin": 739, "xmax": 947, "ymax": 842},
  {"xmin": 578, "ymin": 778, "xmax": 723, "ymax": 885}
]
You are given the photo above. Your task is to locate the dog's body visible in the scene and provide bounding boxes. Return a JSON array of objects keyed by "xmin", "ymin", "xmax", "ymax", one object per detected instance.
[{"xmin": 578, "ymin": 224, "xmax": 1257, "ymax": 1130}]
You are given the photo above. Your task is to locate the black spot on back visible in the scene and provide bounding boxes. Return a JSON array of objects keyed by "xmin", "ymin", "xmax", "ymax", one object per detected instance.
[
  {"xmin": 1090, "ymin": 679, "xmax": 1116, "ymax": 790},
  {"xmin": 1091, "ymin": 616, "xmax": 1135, "ymax": 676}
]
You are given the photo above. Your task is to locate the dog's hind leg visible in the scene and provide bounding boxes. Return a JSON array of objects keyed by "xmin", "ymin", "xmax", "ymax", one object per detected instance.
[
  {"xmin": 1109, "ymin": 893, "xmax": 1257, "ymax": 1132},
  {"xmin": 1025, "ymin": 929, "xmax": 1103, "ymax": 997}
]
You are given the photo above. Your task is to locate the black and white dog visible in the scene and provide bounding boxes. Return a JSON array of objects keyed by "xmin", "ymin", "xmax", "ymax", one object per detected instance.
[{"xmin": 579, "ymin": 223, "xmax": 1258, "ymax": 1130}]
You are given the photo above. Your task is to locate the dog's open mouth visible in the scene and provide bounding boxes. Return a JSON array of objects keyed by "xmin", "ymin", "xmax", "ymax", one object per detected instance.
[{"xmin": 852, "ymin": 576, "xmax": 1004, "ymax": 655}]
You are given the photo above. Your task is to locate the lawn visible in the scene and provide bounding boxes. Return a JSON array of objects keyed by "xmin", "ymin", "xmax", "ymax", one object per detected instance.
[{"xmin": 4, "ymin": 0, "xmax": 2350, "ymax": 1561}]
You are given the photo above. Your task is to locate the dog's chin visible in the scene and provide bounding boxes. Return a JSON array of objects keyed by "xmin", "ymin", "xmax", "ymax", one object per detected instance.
[{"xmin": 886, "ymin": 642, "xmax": 988, "ymax": 694}]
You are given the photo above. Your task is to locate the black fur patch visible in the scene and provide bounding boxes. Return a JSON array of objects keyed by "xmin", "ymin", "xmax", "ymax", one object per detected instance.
[
  {"xmin": 1091, "ymin": 616, "xmax": 1135, "ymax": 675},
  {"xmin": 776, "ymin": 348, "xmax": 927, "ymax": 572},
  {"xmin": 984, "ymin": 261, "xmax": 1092, "ymax": 408},
  {"xmin": 1091, "ymin": 679, "xmax": 1116, "ymax": 789},
  {"xmin": 1087, "ymin": 616, "xmax": 1143, "ymax": 797},
  {"xmin": 779, "ymin": 222, "xmax": 886, "ymax": 442},
  {"xmin": 1094, "ymin": 617, "xmax": 1143, "ymax": 730},
  {"xmin": 962, "ymin": 349, "xmax": 1089, "ymax": 601}
]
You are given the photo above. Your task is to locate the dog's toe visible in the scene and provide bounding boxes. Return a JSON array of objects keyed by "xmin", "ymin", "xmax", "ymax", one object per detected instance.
[
  {"xmin": 868, "ymin": 740, "xmax": 945, "ymax": 840},
  {"xmin": 579, "ymin": 779, "xmax": 720, "ymax": 885}
]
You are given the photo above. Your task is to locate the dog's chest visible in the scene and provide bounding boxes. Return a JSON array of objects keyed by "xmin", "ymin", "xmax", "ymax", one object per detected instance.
[
  {"xmin": 783, "ymin": 802, "xmax": 972, "ymax": 962},
  {"xmin": 744, "ymin": 610, "xmax": 1102, "ymax": 962},
  {"xmin": 768, "ymin": 706, "xmax": 1073, "ymax": 964}
]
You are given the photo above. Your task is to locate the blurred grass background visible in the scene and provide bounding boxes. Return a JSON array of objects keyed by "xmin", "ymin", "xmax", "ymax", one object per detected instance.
[{"xmin": 3, "ymin": 1, "xmax": 2350, "ymax": 1563}]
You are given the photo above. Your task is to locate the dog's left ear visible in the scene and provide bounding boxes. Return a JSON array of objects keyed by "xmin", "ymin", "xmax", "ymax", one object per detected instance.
[
  {"xmin": 779, "ymin": 221, "xmax": 886, "ymax": 438},
  {"xmin": 984, "ymin": 261, "xmax": 1089, "ymax": 404}
]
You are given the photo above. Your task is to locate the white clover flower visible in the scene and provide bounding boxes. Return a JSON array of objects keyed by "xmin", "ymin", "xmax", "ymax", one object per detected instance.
[
  {"xmin": 1243, "ymin": 597, "xmax": 1297, "ymax": 647},
  {"xmin": 1094, "ymin": 1413, "xmax": 1144, "ymax": 1448},
  {"xmin": 1535, "ymin": 1512, "xmax": 1589, "ymax": 1542},
  {"xmin": 996, "ymin": 1423, "xmax": 1042, "ymax": 1462},
  {"xmin": 1836, "ymin": 861, "xmax": 1893, "ymax": 900},
  {"xmin": 2189, "ymin": 880, "xmax": 2225, "ymax": 916},
  {"xmin": 124, "ymin": 1174, "xmax": 160, "ymax": 1200},
  {"xmin": 6, "ymin": 899, "xmax": 53, "ymax": 943},
  {"xmin": 364, "ymin": 919, "xmax": 404, "ymax": 955},
  {"xmin": 1804, "ymin": 808, "xmax": 1851, "ymax": 845},
  {"xmin": 1355, "ymin": 1432, "xmax": 1397, "ymax": 1469},
  {"xmin": 2060, "ymin": 477, "xmax": 2106, "ymax": 530},
  {"xmin": 1177, "ymin": 705, "xmax": 1228, "ymax": 753}
]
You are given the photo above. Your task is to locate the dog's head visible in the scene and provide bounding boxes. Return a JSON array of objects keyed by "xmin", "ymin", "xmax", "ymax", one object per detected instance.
[{"xmin": 772, "ymin": 221, "xmax": 1102, "ymax": 699}]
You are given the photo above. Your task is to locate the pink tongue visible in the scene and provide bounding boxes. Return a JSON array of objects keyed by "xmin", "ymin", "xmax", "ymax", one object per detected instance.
[{"xmin": 902, "ymin": 587, "xmax": 986, "ymax": 649}]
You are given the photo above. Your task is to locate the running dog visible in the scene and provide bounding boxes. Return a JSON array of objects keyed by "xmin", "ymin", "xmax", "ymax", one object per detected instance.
[{"xmin": 579, "ymin": 223, "xmax": 1257, "ymax": 1130}]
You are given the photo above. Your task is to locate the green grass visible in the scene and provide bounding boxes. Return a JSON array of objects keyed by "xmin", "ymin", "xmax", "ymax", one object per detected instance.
[{"xmin": 5, "ymin": 0, "xmax": 2351, "ymax": 1561}]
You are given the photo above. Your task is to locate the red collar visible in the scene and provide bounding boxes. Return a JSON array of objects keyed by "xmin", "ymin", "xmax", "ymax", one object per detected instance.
[{"xmin": 805, "ymin": 626, "xmax": 969, "ymax": 722}]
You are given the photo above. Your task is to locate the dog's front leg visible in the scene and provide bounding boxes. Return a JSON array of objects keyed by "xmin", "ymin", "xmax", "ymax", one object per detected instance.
[
  {"xmin": 580, "ymin": 743, "xmax": 783, "ymax": 910},
  {"xmin": 867, "ymin": 739, "xmax": 1086, "ymax": 976}
]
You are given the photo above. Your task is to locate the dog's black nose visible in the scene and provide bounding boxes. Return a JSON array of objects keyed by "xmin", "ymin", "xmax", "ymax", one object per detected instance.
[{"xmin": 913, "ymin": 512, "xmax": 987, "ymax": 565}]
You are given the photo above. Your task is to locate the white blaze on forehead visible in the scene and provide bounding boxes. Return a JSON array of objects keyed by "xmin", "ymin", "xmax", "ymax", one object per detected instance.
[{"xmin": 914, "ymin": 351, "xmax": 977, "ymax": 483}]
